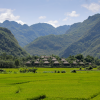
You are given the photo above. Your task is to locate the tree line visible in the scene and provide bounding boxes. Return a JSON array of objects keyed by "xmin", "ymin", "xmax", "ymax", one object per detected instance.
[{"xmin": 0, "ymin": 53, "xmax": 100, "ymax": 68}]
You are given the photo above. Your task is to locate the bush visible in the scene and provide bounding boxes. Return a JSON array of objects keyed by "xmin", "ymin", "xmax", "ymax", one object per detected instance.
[
  {"xmin": 27, "ymin": 94, "xmax": 46, "ymax": 100},
  {"xmin": 19, "ymin": 68, "xmax": 37, "ymax": 73},
  {"xmin": 85, "ymin": 66, "xmax": 93, "ymax": 70},
  {"xmin": 57, "ymin": 71, "xmax": 60, "ymax": 73},
  {"xmin": 29, "ymin": 68, "xmax": 37, "ymax": 73},
  {"xmin": 79, "ymin": 67, "xmax": 82, "ymax": 70},
  {"xmin": 97, "ymin": 66, "xmax": 100, "ymax": 70},
  {"xmin": 0, "ymin": 60, "xmax": 15, "ymax": 68},
  {"xmin": 71, "ymin": 70, "xmax": 76, "ymax": 73},
  {"xmin": 0, "ymin": 69, "xmax": 5, "ymax": 72},
  {"xmin": 54, "ymin": 70, "xmax": 57, "ymax": 73},
  {"xmin": 61, "ymin": 70, "xmax": 66, "ymax": 73}
]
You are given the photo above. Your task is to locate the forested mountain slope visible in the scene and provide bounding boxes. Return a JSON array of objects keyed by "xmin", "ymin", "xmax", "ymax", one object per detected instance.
[
  {"xmin": 24, "ymin": 14, "xmax": 100, "ymax": 56},
  {"xmin": 62, "ymin": 20, "xmax": 100, "ymax": 58},
  {"xmin": 0, "ymin": 21, "xmax": 70, "ymax": 47},
  {"xmin": 0, "ymin": 27, "xmax": 28, "ymax": 57}
]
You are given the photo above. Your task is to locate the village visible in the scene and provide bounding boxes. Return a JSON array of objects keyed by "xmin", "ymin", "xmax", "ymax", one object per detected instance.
[{"xmin": 25, "ymin": 55, "xmax": 92, "ymax": 68}]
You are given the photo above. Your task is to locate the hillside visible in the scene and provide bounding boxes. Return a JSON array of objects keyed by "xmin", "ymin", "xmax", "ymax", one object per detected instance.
[
  {"xmin": 0, "ymin": 21, "xmax": 70, "ymax": 47},
  {"xmin": 24, "ymin": 14, "xmax": 100, "ymax": 56},
  {"xmin": 61, "ymin": 20, "xmax": 100, "ymax": 58},
  {"xmin": 0, "ymin": 27, "xmax": 28, "ymax": 57}
]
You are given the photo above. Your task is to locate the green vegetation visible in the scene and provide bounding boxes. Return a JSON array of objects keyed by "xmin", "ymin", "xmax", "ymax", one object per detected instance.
[
  {"xmin": 0, "ymin": 20, "xmax": 70, "ymax": 47},
  {"xmin": 0, "ymin": 53, "xmax": 98, "ymax": 69},
  {"xmin": 0, "ymin": 68, "xmax": 100, "ymax": 100},
  {"xmin": 24, "ymin": 14, "xmax": 100, "ymax": 57},
  {"xmin": 62, "ymin": 19, "xmax": 100, "ymax": 58},
  {"xmin": 0, "ymin": 27, "xmax": 28, "ymax": 57}
]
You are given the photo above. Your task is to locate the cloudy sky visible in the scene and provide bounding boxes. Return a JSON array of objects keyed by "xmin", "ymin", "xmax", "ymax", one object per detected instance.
[{"xmin": 0, "ymin": 0, "xmax": 100, "ymax": 27}]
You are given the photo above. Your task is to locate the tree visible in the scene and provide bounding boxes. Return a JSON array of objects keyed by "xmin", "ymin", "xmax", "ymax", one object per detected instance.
[
  {"xmin": 75, "ymin": 54, "xmax": 84, "ymax": 61},
  {"xmin": 85, "ymin": 55, "xmax": 94, "ymax": 62},
  {"xmin": 15, "ymin": 59, "xmax": 19, "ymax": 67}
]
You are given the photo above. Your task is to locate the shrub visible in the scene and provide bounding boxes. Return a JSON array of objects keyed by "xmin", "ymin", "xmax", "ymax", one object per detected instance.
[
  {"xmin": 85, "ymin": 66, "xmax": 93, "ymax": 70},
  {"xmin": 57, "ymin": 71, "xmax": 60, "ymax": 73},
  {"xmin": 97, "ymin": 66, "xmax": 100, "ymax": 70},
  {"xmin": 61, "ymin": 70, "xmax": 66, "ymax": 73},
  {"xmin": 19, "ymin": 68, "xmax": 37, "ymax": 73},
  {"xmin": 54, "ymin": 70, "xmax": 57, "ymax": 73},
  {"xmin": 79, "ymin": 67, "xmax": 82, "ymax": 70},
  {"xmin": 29, "ymin": 68, "xmax": 37, "ymax": 73},
  {"xmin": 71, "ymin": 70, "xmax": 76, "ymax": 73},
  {"xmin": 0, "ymin": 69, "xmax": 5, "ymax": 72},
  {"xmin": 27, "ymin": 94, "xmax": 46, "ymax": 100}
]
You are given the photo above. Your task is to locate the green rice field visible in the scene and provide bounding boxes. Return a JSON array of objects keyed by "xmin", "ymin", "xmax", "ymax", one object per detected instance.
[{"xmin": 0, "ymin": 68, "xmax": 100, "ymax": 100}]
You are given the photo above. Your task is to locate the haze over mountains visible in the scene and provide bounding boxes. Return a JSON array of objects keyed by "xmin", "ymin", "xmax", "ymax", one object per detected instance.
[{"xmin": 0, "ymin": 21, "xmax": 70, "ymax": 47}]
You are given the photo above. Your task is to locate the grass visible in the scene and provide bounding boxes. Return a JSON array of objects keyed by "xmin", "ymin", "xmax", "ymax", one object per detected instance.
[{"xmin": 0, "ymin": 68, "xmax": 100, "ymax": 100}]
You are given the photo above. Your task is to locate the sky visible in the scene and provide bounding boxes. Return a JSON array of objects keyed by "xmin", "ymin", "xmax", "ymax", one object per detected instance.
[{"xmin": 0, "ymin": 0, "xmax": 100, "ymax": 27}]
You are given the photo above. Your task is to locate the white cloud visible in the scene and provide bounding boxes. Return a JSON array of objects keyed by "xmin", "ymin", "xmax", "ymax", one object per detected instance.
[
  {"xmin": 39, "ymin": 16, "xmax": 46, "ymax": 19},
  {"xmin": 16, "ymin": 20, "xmax": 25, "ymax": 25},
  {"xmin": 82, "ymin": 3, "xmax": 100, "ymax": 12},
  {"xmin": 44, "ymin": 20, "xmax": 59, "ymax": 27},
  {"xmin": 66, "ymin": 11, "xmax": 79, "ymax": 17},
  {"xmin": 63, "ymin": 17, "xmax": 68, "ymax": 21},
  {"xmin": 0, "ymin": 8, "xmax": 25, "ymax": 25}
]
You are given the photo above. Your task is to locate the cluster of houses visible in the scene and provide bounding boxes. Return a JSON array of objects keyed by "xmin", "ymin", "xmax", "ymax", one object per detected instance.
[{"xmin": 25, "ymin": 56, "xmax": 88, "ymax": 67}]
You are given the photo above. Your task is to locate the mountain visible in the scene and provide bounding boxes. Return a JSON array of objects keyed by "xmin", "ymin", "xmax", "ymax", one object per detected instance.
[
  {"xmin": 0, "ymin": 21, "xmax": 70, "ymax": 47},
  {"xmin": 0, "ymin": 27, "xmax": 28, "ymax": 57},
  {"xmin": 61, "ymin": 20, "xmax": 100, "ymax": 58},
  {"xmin": 24, "ymin": 14, "xmax": 100, "ymax": 56}
]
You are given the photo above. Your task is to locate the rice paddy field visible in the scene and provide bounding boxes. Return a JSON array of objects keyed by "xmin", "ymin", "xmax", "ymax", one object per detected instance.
[{"xmin": 0, "ymin": 68, "xmax": 100, "ymax": 100}]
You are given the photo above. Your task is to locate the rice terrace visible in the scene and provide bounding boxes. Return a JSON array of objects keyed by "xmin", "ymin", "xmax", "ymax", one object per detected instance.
[{"xmin": 1, "ymin": 67, "xmax": 100, "ymax": 100}]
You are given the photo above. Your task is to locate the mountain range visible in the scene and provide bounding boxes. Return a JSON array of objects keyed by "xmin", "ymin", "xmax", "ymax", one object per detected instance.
[
  {"xmin": 1, "ymin": 14, "xmax": 100, "ymax": 58},
  {"xmin": 0, "ymin": 21, "xmax": 70, "ymax": 47},
  {"xmin": 24, "ymin": 14, "xmax": 100, "ymax": 58},
  {"xmin": 62, "ymin": 19, "xmax": 100, "ymax": 58}
]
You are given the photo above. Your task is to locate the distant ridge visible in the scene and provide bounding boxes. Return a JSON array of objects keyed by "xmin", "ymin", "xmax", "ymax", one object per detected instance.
[
  {"xmin": 0, "ymin": 21, "xmax": 70, "ymax": 47},
  {"xmin": 62, "ymin": 20, "xmax": 100, "ymax": 58},
  {"xmin": 24, "ymin": 14, "xmax": 100, "ymax": 57}
]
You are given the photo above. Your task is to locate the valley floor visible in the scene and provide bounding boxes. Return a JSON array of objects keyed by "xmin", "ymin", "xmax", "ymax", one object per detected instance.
[{"xmin": 0, "ymin": 68, "xmax": 100, "ymax": 100}]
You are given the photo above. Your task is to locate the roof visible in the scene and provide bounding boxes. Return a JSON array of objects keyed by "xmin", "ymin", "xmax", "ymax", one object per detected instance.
[
  {"xmin": 79, "ymin": 62, "xmax": 84, "ymax": 65},
  {"xmin": 26, "ymin": 61, "xmax": 31, "ymax": 64},
  {"xmin": 52, "ymin": 58, "xmax": 57, "ymax": 61},
  {"xmin": 63, "ymin": 61, "xmax": 69, "ymax": 64},
  {"xmin": 34, "ymin": 61, "xmax": 40, "ymax": 64},
  {"xmin": 36, "ymin": 59, "xmax": 39, "ymax": 61},
  {"xmin": 44, "ymin": 56, "xmax": 50, "ymax": 59},
  {"xmin": 41, "ymin": 56, "xmax": 45, "ymax": 58},
  {"xmin": 61, "ymin": 59, "xmax": 66, "ymax": 62},
  {"xmin": 73, "ymin": 61, "xmax": 77, "ymax": 64},
  {"xmin": 54, "ymin": 61, "xmax": 59, "ymax": 64},
  {"xmin": 43, "ymin": 58, "xmax": 48, "ymax": 61},
  {"xmin": 44, "ymin": 61, "xmax": 50, "ymax": 64}
]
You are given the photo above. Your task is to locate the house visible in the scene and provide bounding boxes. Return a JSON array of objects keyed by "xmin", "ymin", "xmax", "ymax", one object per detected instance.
[
  {"xmin": 72, "ymin": 61, "xmax": 77, "ymax": 66},
  {"xmin": 79, "ymin": 62, "xmax": 85, "ymax": 66},
  {"xmin": 41, "ymin": 56, "xmax": 45, "ymax": 59},
  {"xmin": 52, "ymin": 58, "xmax": 57, "ymax": 61},
  {"xmin": 25, "ymin": 61, "xmax": 31, "ymax": 66},
  {"xmin": 53, "ymin": 61, "xmax": 59, "ymax": 66},
  {"xmin": 61, "ymin": 58, "xmax": 66, "ymax": 62},
  {"xmin": 63, "ymin": 61, "xmax": 70, "ymax": 66},
  {"xmin": 43, "ymin": 58, "xmax": 48, "ymax": 61},
  {"xmin": 34, "ymin": 61, "xmax": 40, "ymax": 65},
  {"xmin": 44, "ymin": 61, "xmax": 50, "ymax": 65}
]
